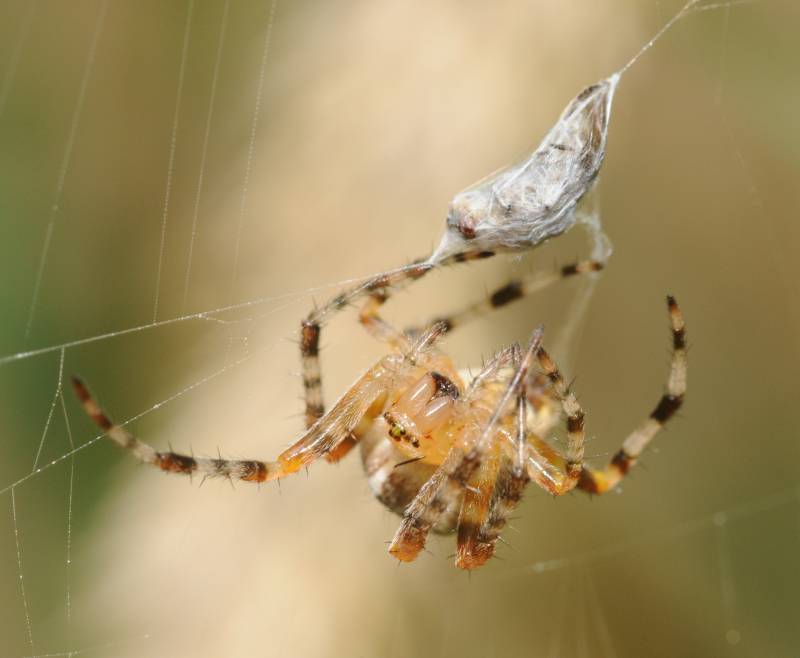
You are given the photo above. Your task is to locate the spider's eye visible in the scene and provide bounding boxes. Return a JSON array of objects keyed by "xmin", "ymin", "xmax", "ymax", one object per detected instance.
[{"xmin": 389, "ymin": 423, "xmax": 406, "ymax": 439}]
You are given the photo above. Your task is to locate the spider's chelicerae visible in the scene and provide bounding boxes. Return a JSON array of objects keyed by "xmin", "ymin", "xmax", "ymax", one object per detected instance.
[{"xmin": 73, "ymin": 76, "xmax": 687, "ymax": 570}]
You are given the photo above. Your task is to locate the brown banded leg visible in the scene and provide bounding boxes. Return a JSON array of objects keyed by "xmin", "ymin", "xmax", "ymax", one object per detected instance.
[
  {"xmin": 404, "ymin": 259, "xmax": 604, "ymax": 337},
  {"xmin": 461, "ymin": 452, "xmax": 532, "ymax": 569},
  {"xmin": 72, "ymin": 376, "xmax": 282, "ymax": 483},
  {"xmin": 71, "ymin": 370, "xmax": 385, "ymax": 484},
  {"xmin": 455, "ymin": 437, "xmax": 503, "ymax": 569},
  {"xmin": 389, "ymin": 328, "xmax": 543, "ymax": 563},
  {"xmin": 70, "ymin": 326, "xmax": 449, "ymax": 485},
  {"xmin": 455, "ymin": 376, "xmax": 533, "ymax": 570},
  {"xmin": 578, "ymin": 296, "xmax": 687, "ymax": 494},
  {"xmin": 300, "ymin": 250, "xmax": 496, "ymax": 430},
  {"xmin": 526, "ymin": 346, "xmax": 587, "ymax": 495}
]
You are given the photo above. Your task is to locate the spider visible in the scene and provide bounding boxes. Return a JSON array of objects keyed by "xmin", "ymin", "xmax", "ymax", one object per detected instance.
[
  {"xmin": 72, "ymin": 77, "xmax": 687, "ymax": 570},
  {"xmin": 72, "ymin": 294, "xmax": 685, "ymax": 569}
]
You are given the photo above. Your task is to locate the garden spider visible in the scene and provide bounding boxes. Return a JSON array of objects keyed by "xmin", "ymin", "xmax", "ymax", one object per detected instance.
[
  {"xmin": 72, "ymin": 76, "xmax": 687, "ymax": 570},
  {"xmin": 72, "ymin": 294, "xmax": 685, "ymax": 569}
]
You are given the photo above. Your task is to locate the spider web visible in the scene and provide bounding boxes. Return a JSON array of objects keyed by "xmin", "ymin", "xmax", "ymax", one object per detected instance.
[{"xmin": 1, "ymin": 1, "xmax": 798, "ymax": 657}]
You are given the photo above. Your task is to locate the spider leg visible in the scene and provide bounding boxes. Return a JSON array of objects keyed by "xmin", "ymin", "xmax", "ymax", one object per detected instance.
[
  {"xmin": 403, "ymin": 259, "xmax": 603, "ymax": 337},
  {"xmin": 525, "ymin": 371, "xmax": 564, "ymax": 443},
  {"xmin": 72, "ymin": 376, "xmax": 284, "ymax": 483},
  {"xmin": 455, "ymin": 434, "xmax": 503, "ymax": 569},
  {"xmin": 455, "ymin": 376, "xmax": 532, "ymax": 570},
  {"xmin": 389, "ymin": 327, "xmax": 543, "ymax": 563},
  {"xmin": 577, "ymin": 296, "xmax": 686, "ymax": 494},
  {"xmin": 300, "ymin": 250, "xmax": 495, "ymax": 429},
  {"xmin": 324, "ymin": 302, "xmax": 445, "ymax": 465},
  {"xmin": 521, "ymin": 345, "xmax": 587, "ymax": 496},
  {"xmin": 323, "ymin": 295, "xmax": 408, "ymax": 464},
  {"xmin": 71, "ymin": 325, "xmax": 450, "ymax": 485},
  {"xmin": 357, "ymin": 291, "xmax": 411, "ymax": 351}
]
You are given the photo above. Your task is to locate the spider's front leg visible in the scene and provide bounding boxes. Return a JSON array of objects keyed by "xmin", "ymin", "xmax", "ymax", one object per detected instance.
[
  {"xmin": 71, "ymin": 325, "xmax": 448, "ymax": 485},
  {"xmin": 455, "ymin": 392, "xmax": 533, "ymax": 570},
  {"xmin": 71, "ymin": 367, "xmax": 384, "ymax": 485}
]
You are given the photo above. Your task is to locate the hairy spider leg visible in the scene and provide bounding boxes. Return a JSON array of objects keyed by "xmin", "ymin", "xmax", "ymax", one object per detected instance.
[
  {"xmin": 455, "ymin": 371, "xmax": 535, "ymax": 569},
  {"xmin": 404, "ymin": 259, "xmax": 604, "ymax": 338},
  {"xmin": 71, "ymin": 326, "xmax": 448, "ymax": 485},
  {"xmin": 522, "ymin": 346, "xmax": 588, "ymax": 495},
  {"xmin": 456, "ymin": 432, "xmax": 504, "ymax": 569},
  {"xmin": 324, "ymin": 286, "xmax": 418, "ymax": 464},
  {"xmin": 577, "ymin": 296, "xmax": 686, "ymax": 494},
  {"xmin": 300, "ymin": 251, "xmax": 496, "ymax": 430},
  {"xmin": 389, "ymin": 328, "xmax": 543, "ymax": 563},
  {"xmin": 456, "ymin": 416, "xmax": 534, "ymax": 569}
]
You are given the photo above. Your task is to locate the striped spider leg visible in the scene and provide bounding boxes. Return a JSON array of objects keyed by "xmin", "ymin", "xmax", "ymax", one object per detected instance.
[
  {"xmin": 401, "ymin": 259, "xmax": 606, "ymax": 339},
  {"xmin": 576, "ymin": 296, "xmax": 686, "ymax": 494},
  {"xmin": 72, "ymin": 323, "xmax": 453, "ymax": 486},
  {"xmin": 521, "ymin": 295, "xmax": 687, "ymax": 499}
]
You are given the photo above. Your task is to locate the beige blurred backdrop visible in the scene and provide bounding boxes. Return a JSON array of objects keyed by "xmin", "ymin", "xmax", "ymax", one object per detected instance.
[{"xmin": 1, "ymin": 1, "xmax": 798, "ymax": 657}]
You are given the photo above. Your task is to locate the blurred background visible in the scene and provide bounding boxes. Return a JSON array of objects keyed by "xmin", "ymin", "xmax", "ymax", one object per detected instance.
[{"xmin": 0, "ymin": 1, "xmax": 798, "ymax": 656}]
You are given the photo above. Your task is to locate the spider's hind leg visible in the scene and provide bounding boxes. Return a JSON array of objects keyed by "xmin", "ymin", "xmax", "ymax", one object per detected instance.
[
  {"xmin": 523, "ymin": 345, "xmax": 588, "ymax": 496},
  {"xmin": 404, "ymin": 259, "xmax": 604, "ymax": 338},
  {"xmin": 577, "ymin": 296, "xmax": 687, "ymax": 495}
]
